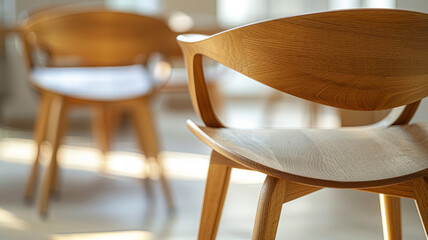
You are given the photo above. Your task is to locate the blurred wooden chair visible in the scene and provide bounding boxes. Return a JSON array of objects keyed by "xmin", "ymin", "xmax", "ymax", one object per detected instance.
[
  {"xmin": 178, "ymin": 9, "xmax": 428, "ymax": 240},
  {"xmin": 20, "ymin": 9, "xmax": 175, "ymax": 215}
]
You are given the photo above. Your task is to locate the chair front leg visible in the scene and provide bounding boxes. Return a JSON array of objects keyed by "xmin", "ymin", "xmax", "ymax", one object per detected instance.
[
  {"xmin": 380, "ymin": 195, "xmax": 402, "ymax": 240},
  {"xmin": 413, "ymin": 177, "xmax": 428, "ymax": 239},
  {"xmin": 38, "ymin": 96, "xmax": 66, "ymax": 216},
  {"xmin": 198, "ymin": 152, "xmax": 232, "ymax": 240},
  {"xmin": 252, "ymin": 176, "xmax": 321, "ymax": 240},
  {"xmin": 252, "ymin": 176, "xmax": 286, "ymax": 240},
  {"xmin": 25, "ymin": 93, "xmax": 52, "ymax": 202}
]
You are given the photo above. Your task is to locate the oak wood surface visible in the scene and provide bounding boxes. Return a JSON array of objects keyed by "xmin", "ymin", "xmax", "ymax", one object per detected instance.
[
  {"xmin": 358, "ymin": 181, "xmax": 415, "ymax": 199},
  {"xmin": 178, "ymin": 9, "xmax": 428, "ymax": 128},
  {"xmin": 188, "ymin": 120, "xmax": 428, "ymax": 188},
  {"xmin": 252, "ymin": 176, "xmax": 285, "ymax": 240},
  {"xmin": 178, "ymin": 9, "xmax": 428, "ymax": 239},
  {"xmin": 380, "ymin": 195, "xmax": 402, "ymax": 240},
  {"xmin": 198, "ymin": 154, "xmax": 231, "ymax": 240}
]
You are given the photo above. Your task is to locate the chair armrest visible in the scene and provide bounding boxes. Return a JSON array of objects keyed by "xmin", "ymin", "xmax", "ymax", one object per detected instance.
[{"xmin": 177, "ymin": 33, "xmax": 224, "ymax": 128}]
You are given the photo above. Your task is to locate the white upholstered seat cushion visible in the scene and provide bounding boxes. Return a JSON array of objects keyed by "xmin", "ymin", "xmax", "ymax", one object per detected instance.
[{"xmin": 31, "ymin": 65, "xmax": 154, "ymax": 101}]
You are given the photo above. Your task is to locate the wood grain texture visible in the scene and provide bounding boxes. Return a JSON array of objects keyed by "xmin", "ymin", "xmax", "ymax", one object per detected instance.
[
  {"xmin": 178, "ymin": 9, "xmax": 428, "ymax": 240},
  {"xmin": 188, "ymin": 120, "xmax": 428, "ymax": 188},
  {"xmin": 392, "ymin": 101, "xmax": 422, "ymax": 126},
  {"xmin": 380, "ymin": 195, "xmax": 402, "ymax": 240},
  {"xmin": 178, "ymin": 9, "xmax": 428, "ymax": 120},
  {"xmin": 358, "ymin": 181, "xmax": 415, "ymax": 199},
  {"xmin": 252, "ymin": 176, "xmax": 285, "ymax": 240},
  {"xmin": 252, "ymin": 177, "xmax": 321, "ymax": 239},
  {"xmin": 210, "ymin": 150, "xmax": 250, "ymax": 170},
  {"xmin": 198, "ymin": 155, "xmax": 231, "ymax": 240},
  {"xmin": 282, "ymin": 181, "xmax": 322, "ymax": 203}
]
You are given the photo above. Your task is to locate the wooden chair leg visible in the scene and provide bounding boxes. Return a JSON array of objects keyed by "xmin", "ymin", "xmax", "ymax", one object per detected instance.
[
  {"xmin": 49, "ymin": 106, "xmax": 68, "ymax": 198},
  {"xmin": 25, "ymin": 93, "xmax": 52, "ymax": 202},
  {"xmin": 142, "ymin": 158, "xmax": 153, "ymax": 197},
  {"xmin": 92, "ymin": 105, "xmax": 116, "ymax": 164},
  {"xmin": 38, "ymin": 96, "xmax": 66, "ymax": 216},
  {"xmin": 252, "ymin": 176, "xmax": 286, "ymax": 240},
  {"xmin": 307, "ymin": 101, "xmax": 319, "ymax": 128},
  {"xmin": 380, "ymin": 194, "xmax": 402, "ymax": 240},
  {"xmin": 130, "ymin": 98, "xmax": 173, "ymax": 210},
  {"xmin": 413, "ymin": 177, "xmax": 428, "ymax": 239},
  {"xmin": 198, "ymin": 156, "xmax": 231, "ymax": 240}
]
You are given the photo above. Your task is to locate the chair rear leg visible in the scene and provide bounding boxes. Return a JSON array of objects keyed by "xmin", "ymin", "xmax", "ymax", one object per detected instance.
[
  {"xmin": 92, "ymin": 105, "xmax": 118, "ymax": 169},
  {"xmin": 252, "ymin": 176, "xmax": 286, "ymax": 240},
  {"xmin": 198, "ymin": 156, "xmax": 231, "ymax": 240},
  {"xmin": 131, "ymin": 98, "xmax": 173, "ymax": 210},
  {"xmin": 413, "ymin": 177, "xmax": 428, "ymax": 239},
  {"xmin": 25, "ymin": 94, "xmax": 52, "ymax": 202},
  {"xmin": 380, "ymin": 195, "xmax": 402, "ymax": 240}
]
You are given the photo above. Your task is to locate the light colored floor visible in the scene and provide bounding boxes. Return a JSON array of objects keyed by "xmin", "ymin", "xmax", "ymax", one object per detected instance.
[{"xmin": 0, "ymin": 92, "xmax": 426, "ymax": 240}]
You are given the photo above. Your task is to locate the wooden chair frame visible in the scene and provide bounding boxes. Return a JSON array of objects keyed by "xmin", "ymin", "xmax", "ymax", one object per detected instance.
[
  {"xmin": 20, "ymin": 9, "xmax": 175, "ymax": 215},
  {"xmin": 178, "ymin": 9, "xmax": 428, "ymax": 240}
]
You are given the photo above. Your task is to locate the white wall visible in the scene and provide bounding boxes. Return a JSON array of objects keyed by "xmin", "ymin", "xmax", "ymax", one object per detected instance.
[{"xmin": 397, "ymin": 0, "xmax": 428, "ymax": 12}]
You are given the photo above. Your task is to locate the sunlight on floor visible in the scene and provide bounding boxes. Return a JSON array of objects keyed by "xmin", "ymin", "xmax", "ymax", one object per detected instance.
[
  {"xmin": 0, "ymin": 208, "xmax": 28, "ymax": 231},
  {"xmin": 0, "ymin": 138, "xmax": 265, "ymax": 184},
  {"xmin": 51, "ymin": 230, "xmax": 153, "ymax": 240}
]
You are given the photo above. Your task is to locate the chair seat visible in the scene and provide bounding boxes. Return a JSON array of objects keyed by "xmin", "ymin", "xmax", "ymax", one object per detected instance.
[
  {"xmin": 31, "ymin": 65, "xmax": 155, "ymax": 101},
  {"xmin": 188, "ymin": 121, "xmax": 428, "ymax": 188}
]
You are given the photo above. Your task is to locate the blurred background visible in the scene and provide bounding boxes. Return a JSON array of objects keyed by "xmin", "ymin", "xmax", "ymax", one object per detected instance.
[{"xmin": 0, "ymin": 0, "xmax": 427, "ymax": 239}]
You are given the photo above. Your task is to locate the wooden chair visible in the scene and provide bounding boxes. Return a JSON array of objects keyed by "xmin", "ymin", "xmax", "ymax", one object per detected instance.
[
  {"xmin": 177, "ymin": 9, "xmax": 428, "ymax": 240},
  {"xmin": 20, "ymin": 9, "xmax": 175, "ymax": 215}
]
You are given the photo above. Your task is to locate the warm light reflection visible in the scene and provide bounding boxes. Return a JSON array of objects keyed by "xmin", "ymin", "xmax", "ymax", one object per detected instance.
[
  {"xmin": 168, "ymin": 11, "xmax": 194, "ymax": 32},
  {"xmin": 0, "ymin": 138, "xmax": 264, "ymax": 184},
  {"xmin": 153, "ymin": 61, "xmax": 171, "ymax": 82},
  {"xmin": 0, "ymin": 138, "xmax": 36, "ymax": 163},
  {"xmin": 0, "ymin": 208, "xmax": 28, "ymax": 231},
  {"xmin": 316, "ymin": 106, "xmax": 341, "ymax": 129},
  {"xmin": 51, "ymin": 230, "xmax": 153, "ymax": 240},
  {"xmin": 379, "ymin": 194, "xmax": 390, "ymax": 240}
]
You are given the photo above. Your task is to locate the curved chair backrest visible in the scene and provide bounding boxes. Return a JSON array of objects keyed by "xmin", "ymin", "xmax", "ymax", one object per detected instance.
[
  {"xmin": 21, "ymin": 9, "xmax": 174, "ymax": 68},
  {"xmin": 178, "ymin": 9, "xmax": 428, "ymax": 127}
]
